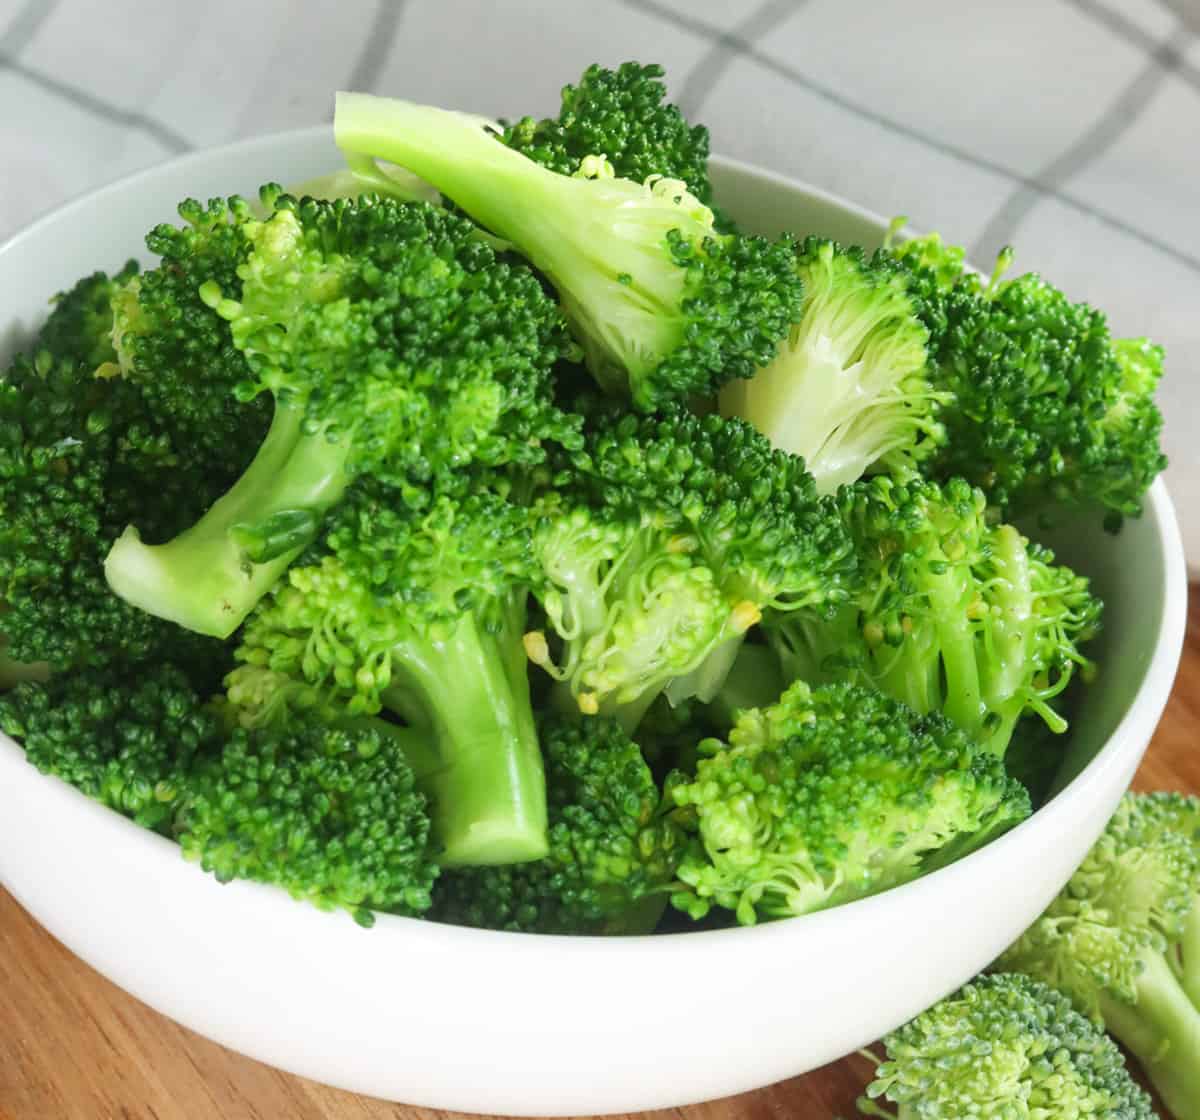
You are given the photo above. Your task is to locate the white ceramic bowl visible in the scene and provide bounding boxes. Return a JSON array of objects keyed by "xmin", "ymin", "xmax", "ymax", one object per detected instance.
[{"xmin": 0, "ymin": 129, "xmax": 1188, "ymax": 1116}]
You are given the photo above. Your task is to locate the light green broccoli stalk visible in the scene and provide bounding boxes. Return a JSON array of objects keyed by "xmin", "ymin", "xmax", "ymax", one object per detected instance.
[{"xmin": 334, "ymin": 91, "xmax": 802, "ymax": 409}]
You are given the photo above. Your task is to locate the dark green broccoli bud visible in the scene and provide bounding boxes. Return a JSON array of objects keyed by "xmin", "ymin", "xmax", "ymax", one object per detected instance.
[
  {"xmin": 36, "ymin": 261, "xmax": 140, "ymax": 370},
  {"xmin": 0, "ymin": 665, "xmax": 222, "ymax": 831},
  {"xmin": 177, "ymin": 720, "xmax": 438, "ymax": 927},
  {"xmin": 720, "ymin": 238, "xmax": 945, "ymax": 493},
  {"xmin": 334, "ymin": 93, "xmax": 802, "ymax": 410},
  {"xmin": 861, "ymin": 972, "xmax": 1156, "ymax": 1118},
  {"xmin": 433, "ymin": 716, "xmax": 685, "ymax": 934},
  {"xmin": 500, "ymin": 61, "xmax": 714, "ymax": 205},
  {"xmin": 0, "ymin": 344, "xmax": 225, "ymax": 676},
  {"xmin": 104, "ymin": 188, "xmax": 579, "ymax": 639},
  {"xmin": 765, "ymin": 476, "xmax": 1101, "ymax": 757},
  {"xmin": 671, "ymin": 680, "xmax": 1030, "ymax": 925},
  {"xmin": 887, "ymin": 232, "xmax": 1166, "ymax": 523},
  {"xmin": 524, "ymin": 408, "xmax": 854, "ymax": 729},
  {"xmin": 228, "ymin": 483, "xmax": 548, "ymax": 866},
  {"xmin": 999, "ymin": 792, "xmax": 1200, "ymax": 1119}
]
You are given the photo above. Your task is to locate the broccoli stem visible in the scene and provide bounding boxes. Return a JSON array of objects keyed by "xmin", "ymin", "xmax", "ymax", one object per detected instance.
[
  {"xmin": 662, "ymin": 633, "xmax": 745, "ymax": 707},
  {"xmin": 926, "ymin": 560, "xmax": 986, "ymax": 741},
  {"xmin": 335, "ymin": 94, "xmax": 563, "ymax": 263},
  {"xmin": 384, "ymin": 611, "xmax": 548, "ymax": 867},
  {"xmin": 104, "ymin": 404, "xmax": 350, "ymax": 639},
  {"xmin": 704, "ymin": 642, "xmax": 784, "ymax": 729},
  {"xmin": 978, "ymin": 525, "xmax": 1034, "ymax": 754},
  {"xmin": 1100, "ymin": 950, "xmax": 1200, "ymax": 1120},
  {"xmin": 1181, "ymin": 899, "xmax": 1200, "ymax": 1010}
]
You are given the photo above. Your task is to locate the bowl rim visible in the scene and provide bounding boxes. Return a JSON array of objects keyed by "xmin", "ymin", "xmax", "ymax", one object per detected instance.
[{"xmin": 0, "ymin": 129, "xmax": 1189, "ymax": 954}]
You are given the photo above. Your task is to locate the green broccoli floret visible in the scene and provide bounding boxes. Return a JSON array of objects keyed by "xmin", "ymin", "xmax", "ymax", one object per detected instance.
[
  {"xmin": 999, "ymin": 791, "xmax": 1200, "ymax": 1119},
  {"xmin": 766, "ymin": 476, "xmax": 1101, "ymax": 757},
  {"xmin": 523, "ymin": 408, "xmax": 854, "ymax": 730},
  {"xmin": 104, "ymin": 189, "xmax": 578, "ymax": 639},
  {"xmin": 671, "ymin": 680, "xmax": 1030, "ymax": 926},
  {"xmin": 887, "ymin": 231, "xmax": 1166, "ymax": 524},
  {"xmin": 0, "ymin": 338, "xmax": 223, "ymax": 676},
  {"xmin": 334, "ymin": 92, "xmax": 801, "ymax": 409},
  {"xmin": 859, "ymin": 972, "xmax": 1156, "ymax": 1118},
  {"xmin": 177, "ymin": 720, "xmax": 437, "ymax": 927},
  {"xmin": 0, "ymin": 664, "xmax": 222, "ymax": 831},
  {"xmin": 433, "ymin": 716, "xmax": 685, "ymax": 934},
  {"xmin": 500, "ymin": 61, "xmax": 714, "ymax": 205},
  {"xmin": 227, "ymin": 482, "xmax": 548, "ymax": 866},
  {"xmin": 37, "ymin": 262, "xmax": 141, "ymax": 370},
  {"xmin": 720, "ymin": 238, "xmax": 945, "ymax": 494}
]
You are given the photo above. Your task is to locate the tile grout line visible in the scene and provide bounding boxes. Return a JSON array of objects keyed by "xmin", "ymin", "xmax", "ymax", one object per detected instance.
[
  {"xmin": 621, "ymin": 0, "xmax": 1200, "ymax": 274},
  {"xmin": 344, "ymin": 0, "xmax": 408, "ymax": 96},
  {"xmin": 0, "ymin": 58, "xmax": 192, "ymax": 154},
  {"xmin": 1064, "ymin": 0, "xmax": 1200, "ymax": 94},
  {"xmin": 971, "ymin": 30, "xmax": 1187, "ymax": 265},
  {"xmin": 0, "ymin": 0, "xmax": 59, "ymax": 56},
  {"xmin": 677, "ymin": 0, "xmax": 806, "ymax": 121}
]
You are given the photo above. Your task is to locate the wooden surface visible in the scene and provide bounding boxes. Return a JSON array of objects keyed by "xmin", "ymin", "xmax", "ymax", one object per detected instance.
[{"xmin": 2, "ymin": 594, "xmax": 1197, "ymax": 1120}]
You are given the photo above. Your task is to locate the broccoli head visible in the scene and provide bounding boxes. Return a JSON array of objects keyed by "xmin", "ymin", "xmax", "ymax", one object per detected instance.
[
  {"xmin": 500, "ymin": 61, "xmax": 713, "ymax": 204},
  {"xmin": 104, "ymin": 188, "xmax": 579, "ymax": 639},
  {"xmin": 720, "ymin": 238, "xmax": 945, "ymax": 494},
  {"xmin": 177, "ymin": 720, "xmax": 438, "ymax": 927},
  {"xmin": 433, "ymin": 716, "xmax": 685, "ymax": 934},
  {"xmin": 766, "ymin": 476, "xmax": 1101, "ymax": 757},
  {"xmin": 524, "ymin": 408, "xmax": 854, "ymax": 729},
  {"xmin": 229, "ymin": 482, "xmax": 548, "ymax": 866},
  {"xmin": 0, "ymin": 663, "xmax": 222, "ymax": 831},
  {"xmin": 862, "ymin": 972, "xmax": 1156, "ymax": 1118},
  {"xmin": 334, "ymin": 92, "xmax": 802, "ymax": 409},
  {"xmin": 999, "ymin": 791, "xmax": 1200, "ymax": 1119},
  {"xmin": 671, "ymin": 680, "xmax": 1030, "ymax": 925}
]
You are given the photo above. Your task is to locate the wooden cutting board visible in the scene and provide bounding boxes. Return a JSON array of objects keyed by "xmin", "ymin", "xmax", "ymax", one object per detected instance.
[{"xmin": 3, "ymin": 593, "xmax": 1196, "ymax": 1120}]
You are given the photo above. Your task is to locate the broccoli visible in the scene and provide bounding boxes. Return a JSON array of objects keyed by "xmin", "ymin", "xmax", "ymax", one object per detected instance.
[
  {"xmin": 0, "ymin": 664, "xmax": 222, "ymax": 831},
  {"xmin": 433, "ymin": 716, "xmax": 685, "ymax": 934},
  {"xmin": 720, "ymin": 238, "xmax": 945, "ymax": 494},
  {"xmin": 500, "ymin": 61, "xmax": 714, "ymax": 205},
  {"xmin": 766, "ymin": 476, "xmax": 1101, "ymax": 757},
  {"xmin": 670, "ymin": 680, "xmax": 1030, "ymax": 926},
  {"xmin": 859, "ymin": 972, "xmax": 1156, "ymax": 1118},
  {"xmin": 523, "ymin": 407, "xmax": 854, "ymax": 730},
  {"xmin": 999, "ymin": 791, "xmax": 1200, "ymax": 1119},
  {"xmin": 227, "ymin": 482, "xmax": 548, "ymax": 866},
  {"xmin": 334, "ymin": 92, "xmax": 802, "ymax": 409},
  {"xmin": 886, "ymin": 230, "xmax": 1167, "ymax": 525},
  {"xmin": 178, "ymin": 720, "xmax": 438, "ymax": 927},
  {"xmin": 104, "ymin": 189, "xmax": 578, "ymax": 639},
  {"xmin": 0, "ymin": 309, "xmax": 225, "ymax": 677}
]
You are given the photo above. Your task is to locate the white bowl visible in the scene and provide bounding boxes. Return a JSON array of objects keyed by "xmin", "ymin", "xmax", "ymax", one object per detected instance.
[{"xmin": 0, "ymin": 128, "xmax": 1188, "ymax": 1116}]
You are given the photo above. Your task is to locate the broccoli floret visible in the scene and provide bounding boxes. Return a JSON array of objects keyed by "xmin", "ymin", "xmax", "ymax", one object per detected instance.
[
  {"xmin": 177, "ymin": 720, "xmax": 437, "ymax": 927},
  {"xmin": 0, "ymin": 341, "xmax": 224, "ymax": 676},
  {"xmin": 720, "ymin": 238, "xmax": 945, "ymax": 494},
  {"xmin": 0, "ymin": 664, "xmax": 222, "ymax": 831},
  {"xmin": 104, "ymin": 189, "xmax": 578, "ymax": 639},
  {"xmin": 887, "ymin": 233, "xmax": 1167, "ymax": 524},
  {"xmin": 227, "ymin": 483, "xmax": 548, "ymax": 866},
  {"xmin": 766, "ymin": 476, "xmax": 1101, "ymax": 757},
  {"xmin": 334, "ymin": 93, "xmax": 801, "ymax": 409},
  {"xmin": 433, "ymin": 716, "xmax": 685, "ymax": 933},
  {"xmin": 671, "ymin": 680, "xmax": 1030, "ymax": 925},
  {"xmin": 860, "ymin": 972, "xmax": 1156, "ymax": 1118},
  {"xmin": 500, "ymin": 61, "xmax": 714, "ymax": 205},
  {"xmin": 524, "ymin": 408, "xmax": 854, "ymax": 730},
  {"xmin": 37, "ymin": 262, "xmax": 140, "ymax": 370},
  {"xmin": 999, "ymin": 791, "xmax": 1200, "ymax": 1119}
]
